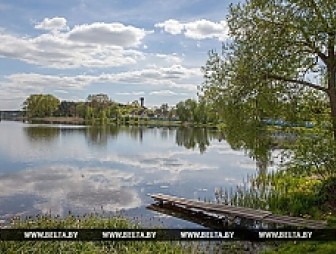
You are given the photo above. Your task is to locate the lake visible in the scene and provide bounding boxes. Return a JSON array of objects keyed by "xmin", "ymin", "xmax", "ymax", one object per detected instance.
[{"xmin": 0, "ymin": 121, "xmax": 261, "ymax": 228}]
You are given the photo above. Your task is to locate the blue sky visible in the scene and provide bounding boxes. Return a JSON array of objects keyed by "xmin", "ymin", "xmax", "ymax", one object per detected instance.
[{"xmin": 0, "ymin": 0, "xmax": 239, "ymax": 110}]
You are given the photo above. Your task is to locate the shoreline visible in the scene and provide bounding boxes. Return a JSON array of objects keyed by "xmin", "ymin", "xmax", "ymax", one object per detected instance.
[
  {"xmin": 18, "ymin": 117, "xmax": 219, "ymax": 128},
  {"xmin": 29, "ymin": 117, "xmax": 85, "ymax": 124}
]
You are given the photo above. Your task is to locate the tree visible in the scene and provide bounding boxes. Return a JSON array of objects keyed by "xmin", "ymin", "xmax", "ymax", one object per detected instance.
[
  {"xmin": 57, "ymin": 101, "xmax": 76, "ymax": 117},
  {"xmin": 23, "ymin": 94, "xmax": 60, "ymax": 118},
  {"xmin": 108, "ymin": 103, "xmax": 120, "ymax": 119},
  {"xmin": 193, "ymin": 100, "xmax": 208, "ymax": 124},
  {"xmin": 175, "ymin": 99, "xmax": 215, "ymax": 124},
  {"xmin": 76, "ymin": 102, "xmax": 86, "ymax": 118},
  {"xmin": 85, "ymin": 106, "xmax": 94, "ymax": 120},
  {"xmin": 184, "ymin": 99, "xmax": 197, "ymax": 122},
  {"xmin": 202, "ymin": 0, "xmax": 336, "ymax": 138},
  {"xmin": 176, "ymin": 101, "xmax": 191, "ymax": 122}
]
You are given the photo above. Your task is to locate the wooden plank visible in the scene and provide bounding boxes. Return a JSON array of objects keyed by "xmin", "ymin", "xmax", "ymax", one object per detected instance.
[
  {"xmin": 188, "ymin": 202, "xmax": 270, "ymax": 220},
  {"xmin": 150, "ymin": 194, "xmax": 327, "ymax": 229},
  {"xmin": 152, "ymin": 194, "xmax": 271, "ymax": 216},
  {"xmin": 152, "ymin": 194, "xmax": 271, "ymax": 220}
]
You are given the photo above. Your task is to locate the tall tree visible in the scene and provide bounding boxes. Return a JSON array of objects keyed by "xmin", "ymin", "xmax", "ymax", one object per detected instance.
[
  {"xmin": 176, "ymin": 100, "xmax": 191, "ymax": 122},
  {"xmin": 23, "ymin": 94, "xmax": 60, "ymax": 118},
  {"xmin": 202, "ymin": 0, "xmax": 336, "ymax": 138}
]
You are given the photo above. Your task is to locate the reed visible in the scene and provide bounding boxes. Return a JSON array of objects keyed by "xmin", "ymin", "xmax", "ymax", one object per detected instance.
[{"xmin": 217, "ymin": 170, "xmax": 333, "ymax": 220}]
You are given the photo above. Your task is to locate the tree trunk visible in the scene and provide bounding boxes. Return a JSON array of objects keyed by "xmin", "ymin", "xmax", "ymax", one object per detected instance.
[
  {"xmin": 327, "ymin": 35, "xmax": 336, "ymax": 139},
  {"xmin": 328, "ymin": 88, "xmax": 336, "ymax": 139},
  {"xmin": 327, "ymin": 63, "xmax": 336, "ymax": 139}
]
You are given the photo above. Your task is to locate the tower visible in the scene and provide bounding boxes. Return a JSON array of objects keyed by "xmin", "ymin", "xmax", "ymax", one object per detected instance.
[{"xmin": 140, "ymin": 97, "xmax": 144, "ymax": 108}]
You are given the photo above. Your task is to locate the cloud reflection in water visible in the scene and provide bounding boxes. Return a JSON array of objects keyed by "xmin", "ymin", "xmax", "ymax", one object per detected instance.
[{"xmin": 0, "ymin": 165, "xmax": 141, "ymax": 216}]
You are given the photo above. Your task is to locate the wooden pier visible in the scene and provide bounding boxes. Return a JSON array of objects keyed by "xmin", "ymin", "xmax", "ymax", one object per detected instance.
[{"xmin": 150, "ymin": 194, "xmax": 327, "ymax": 229}]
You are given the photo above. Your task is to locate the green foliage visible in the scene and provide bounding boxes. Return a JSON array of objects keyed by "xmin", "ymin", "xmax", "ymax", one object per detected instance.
[
  {"xmin": 57, "ymin": 101, "xmax": 77, "ymax": 117},
  {"xmin": 318, "ymin": 176, "xmax": 336, "ymax": 210},
  {"xmin": 108, "ymin": 104, "xmax": 120, "ymax": 119},
  {"xmin": 175, "ymin": 99, "xmax": 219, "ymax": 125},
  {"xmin": 221, "ymin": 166, "xmax": 336, "ymax": 221},
  {"xmin": 76, "ymin": 102, "xmax": 86, "ymax": 118},
  {"xmin": 99, "ymin": 110, "xmax": 107, "ymax": 124},
  {"xmin": 23, "ymin": 94, "xmax": 60, "ymax": 118},
  {"xmin": 202, "ymin": 0, "xmax": 336, "ymax": 140},
  {"xmin": 176, "ymin": 100, "xmax": 193, "ymax": 122},
  {"xmin": 85, "ymin": 106, "xmax": 94, "ymax": 120},
  {"xmin": 287, "ymin": 134, "xmax": 336, "ymax": 180}
]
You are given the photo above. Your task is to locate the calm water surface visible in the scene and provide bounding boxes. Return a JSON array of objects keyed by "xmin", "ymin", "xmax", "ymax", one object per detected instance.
[{"xmin": 0, "ymin": 121, "xmax": 260, "ymax": 228}]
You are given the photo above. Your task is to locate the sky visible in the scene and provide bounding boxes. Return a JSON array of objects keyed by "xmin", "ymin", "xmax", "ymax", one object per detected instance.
[{"xmin": 0, "ymin": 0, "xmax": 239, "ymax": 110}]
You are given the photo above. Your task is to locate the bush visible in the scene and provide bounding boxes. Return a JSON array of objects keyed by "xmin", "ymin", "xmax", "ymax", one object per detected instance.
[{"xmin": 318, "ymin": 176, "xmax": 336, "ymax": 211}]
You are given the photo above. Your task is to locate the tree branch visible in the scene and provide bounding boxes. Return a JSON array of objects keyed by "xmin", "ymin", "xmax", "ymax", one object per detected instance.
[
  {"xmin": 299, "ymin": 40, "xmax": 328, "ymax": 64},
  {"xmin": 266, "ymin": 74, "xmax": 328, "ymax": 93}
]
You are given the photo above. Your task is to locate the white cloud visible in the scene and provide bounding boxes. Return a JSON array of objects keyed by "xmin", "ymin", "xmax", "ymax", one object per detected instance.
[
  {"xmin": 0, "ymin": 19, "xmax": 181, "ymax": 70},
  {"xmin": 155, "ymin": 19, "xmax": 184, "ymax": 35},
  {"xmin": 155, "ymin": 19, "xmax": 229, "ymax": 41},
  {"xmin": 149, "ymin": 90, "xmax": 177, "ymax": 96},
  {"xmin": 5, "ymin": 73, "xmax": 94, "ymax": 90},
  {"xmin": 54, "ymin": 89, "xmax": 69, "ymax": 94},
  {"xmin": 116, "ymin": 91, "xmax": 146, "ymax": 96},
  {"xmin": 35, "ymin": 17, "xmax": 69, "ymax": 32},
  {"xmin": 184, "ymin": 19, "xmax": 229, "ymax": 40},
  {"xmin": 67, "ymin": 22, "xmax": 151, "ymax": 47},
  {"xmin": 0, "ymin": 65, "xmax": 201, "ymax": 99},
  {"xmin": 108, "ymin": 65, "xmax": 201, "ymax": 88},
  {"xmin": 143, "ymin": 53, "xmax": 182, "ymax": 67},
  {"xmin": 0, "ymin": 63, "xmax": 201, "ymax": 109},
  {"xmin": 0, "ymin": 33, "xmax": 143, "ymax": 69},
  {"xmin": 148, "ymin": 90, "xmax": 188, "ymax": 96},
  {"xmin": 0, "ymin": 17, "xmax": 153, "ymax": 69}
]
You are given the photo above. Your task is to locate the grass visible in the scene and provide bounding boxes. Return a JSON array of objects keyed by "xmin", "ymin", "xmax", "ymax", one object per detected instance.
[
  {"xmin": 0, "ymin": 214, "xmax": 255, "ymax": 254},
  {"xmin": 0, "ymin": 214, "xmax": 189, "ymax": 254}
]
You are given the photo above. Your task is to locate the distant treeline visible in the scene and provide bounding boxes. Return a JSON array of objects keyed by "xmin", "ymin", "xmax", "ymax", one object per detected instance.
[{"xmin": 22, "ymin": 93, "xmax": 221, "ymax": 125}]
